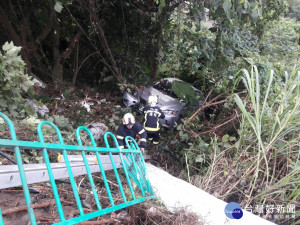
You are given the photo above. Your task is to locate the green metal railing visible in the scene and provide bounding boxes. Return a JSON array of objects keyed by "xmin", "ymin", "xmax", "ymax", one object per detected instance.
[{"xmin": 0, "ymin": 112, "xmax": 154, "ymax": 224}]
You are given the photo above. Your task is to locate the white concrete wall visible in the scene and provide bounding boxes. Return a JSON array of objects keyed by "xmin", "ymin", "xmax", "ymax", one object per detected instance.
[{"xmin": 146, "ymin": 163, "xmax": 276, "ymax": 225}]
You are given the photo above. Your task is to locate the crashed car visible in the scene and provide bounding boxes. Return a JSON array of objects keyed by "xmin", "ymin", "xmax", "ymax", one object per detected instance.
[{"xmin": 123, "ymin": 78, "xmax": 204, "ymax": 128}]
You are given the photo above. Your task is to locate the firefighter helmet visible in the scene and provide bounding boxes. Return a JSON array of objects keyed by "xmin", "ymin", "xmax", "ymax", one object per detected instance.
[
  {"xmin": 123, "ymin": 113, "xmax": 135, "ymax": 126},
  {"xmin": 148, "ymin": 95, "xmax": 158, "ymax": 106}
]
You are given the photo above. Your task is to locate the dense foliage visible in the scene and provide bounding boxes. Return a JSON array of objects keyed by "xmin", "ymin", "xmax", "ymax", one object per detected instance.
[
  {"xmin": 0, "ymin": 42, "xmax": 34, "ymax": 117},
  {"xmin": 0, "ymin": 0, "xmax": 291, "ymax": 88}
]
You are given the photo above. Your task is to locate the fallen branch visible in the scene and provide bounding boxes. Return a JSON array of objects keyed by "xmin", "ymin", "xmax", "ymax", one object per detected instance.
[
  {"xmin": 36, "ymin": 217, "xmax": 56, "ymax": 222},
  {"xmin": 61, "ymin": 199, "xmax": 75, "ymax": 205},
  {"xmin": 78, "ymin": 219, "xmax": 116, "ymax": 224},
  {"xmin": 2, "ymin": 200, "xmax": 55, "ymax": 216},
  {"xmin": 187, "ymin": 113, "xmax": 241, "ymax": 138},
  {"xmin": 177, "ymin": 91, "xmax": 232, "ymax": 139},
  {"xmin": 185, "ymin": 93, "xmax": 228, "ymax": 126},
  {"xmin": 2, "ymin": 199, "xmax": 75, "ymax": 216}
]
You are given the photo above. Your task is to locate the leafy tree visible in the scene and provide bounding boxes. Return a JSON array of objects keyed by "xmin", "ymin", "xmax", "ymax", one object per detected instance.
[
  {"xmin": 0, "ymin": 1, "xmax": 82, "ymax": 83},
  {"xmin": 156, "ymin": 0, "xmax": 289, "ymax": 94}
]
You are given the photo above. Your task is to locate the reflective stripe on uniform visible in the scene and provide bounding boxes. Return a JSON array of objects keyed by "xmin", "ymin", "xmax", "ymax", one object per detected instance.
[
  {"xmin": 140, "ymin": 138, "xmax": 147, "ymax": 142},
  {"xmin": 143, "ymin": 110, "xmax": 160, "ymax": 130},
  {"xmin": 149, "ymin": 138, "xmax": 153, "ymax": 140},
  {"xmin": 117, "ymin": 135, "xmax": 124, "ymax": 139},
  {"xmin": 153, "ymin": 141, "xmax": 159, "ymax": 145},
  {"xmin": 144, "ymin": 110, "xmax": 161, "ymax": 118},
  {"xmin": 119, "ymin": 146, "xmax": 124, "ymax": 149},
  {"xmin": 144, "ymin": 126, "xmax": 160, "ymax": 132},
  {"xmin": 138, "ymin": 129, "xmax": 145, "ymax": 134}
]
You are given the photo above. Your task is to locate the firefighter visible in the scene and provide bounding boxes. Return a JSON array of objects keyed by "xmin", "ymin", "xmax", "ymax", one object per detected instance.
[
  {"xmin": 116, "ymin": 113, "xmax": 147, "ymax": 153},
  {"xmin": 143, "ymin": 95, "xmax": 165, "ymax": 145}
]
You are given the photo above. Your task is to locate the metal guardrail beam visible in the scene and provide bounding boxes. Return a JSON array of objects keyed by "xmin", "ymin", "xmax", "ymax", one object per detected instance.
[{"xmin": 0, "ymin": 155, "xmax": 122, "ymax": 189}]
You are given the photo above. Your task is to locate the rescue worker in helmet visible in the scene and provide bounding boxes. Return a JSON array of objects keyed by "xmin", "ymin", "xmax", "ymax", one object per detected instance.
[
  {"xmin": 116, "ymin": 113, "xmax": 147, "ymax": 153},
  {"xmin": 143, "ymin": 95, "xmax": 165, "ymax": 145}
]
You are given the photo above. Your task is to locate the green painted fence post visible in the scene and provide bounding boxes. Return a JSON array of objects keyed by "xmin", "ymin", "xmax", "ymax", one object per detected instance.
[
  {"xmin": 104, "ymin": 132, "xmax": 136, "ymax": 200},
  {"xmin": 0, "ymin": 112, "xmax": 37, "ymax": 225},
  {"xmin": 0, "ymin": 208, "xmax": 4, "ymax": 225},
  {"xmin": 76, "ymin": 126, "xmax": 102, "ymax": 210},
  {"xmin": 103, "ymin": 132, "xmax": 127, "ymax": 203}
]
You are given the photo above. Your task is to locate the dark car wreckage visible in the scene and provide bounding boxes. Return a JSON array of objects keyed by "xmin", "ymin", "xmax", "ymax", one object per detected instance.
[{"xmin": 123, "ymin": 78, "xmax": 204, "ymax": 128}]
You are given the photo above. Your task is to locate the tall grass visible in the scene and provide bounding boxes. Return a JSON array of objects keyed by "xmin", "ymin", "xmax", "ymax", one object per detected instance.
[
  {"xmin": 235, "ymin": 66, "xmax": 274, "ymax": 202},
  {"xmin": 236, "ymin": 65, "xmax": 299, "ymax": 214},
  {"xmin": 199, "ymin": 66, "xmax": 299, "ymax": 224}
]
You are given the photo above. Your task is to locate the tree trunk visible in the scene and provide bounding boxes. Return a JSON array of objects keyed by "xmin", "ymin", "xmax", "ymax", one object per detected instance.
[
  {"xmin": 0, "ymin": 4, "xmax": 32, "ymax": 73},
  {"xmin": 52, "ymin": 60, "xmax": 64, "ymax": 84},
  {"xmin": 51, "ymin": 13, "xmax": 83, "ymax": 84},
  {"xmin": 52, "ymin": 15, "xmax": 62, "ymax": 83}
]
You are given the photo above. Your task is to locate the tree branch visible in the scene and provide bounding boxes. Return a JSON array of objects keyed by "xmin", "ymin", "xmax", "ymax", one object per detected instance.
[
  {"xmin": 181, "ymin": 92, "xmax": 241, "ymax": 138},
  {"xmin": 61, "ymin": 30, "xmax": 83, "ymax": 63},
  {"xmin": 88, "ymin": 0, "xmax": 123, "ymax": 81},
  {"xmin": 185, "ymin": 90, "xmax": 216, "ymax": 125},
  {"xmin": 183, "ymin": 113, "xmax": 241, "ymax": 138},
  {"xmin": 36, "ymin": 14, "xmax": 54, "ymax": 43},
  {"xmin": 64, "ymin": 3, "xmax": 114, "ymax": 82}
]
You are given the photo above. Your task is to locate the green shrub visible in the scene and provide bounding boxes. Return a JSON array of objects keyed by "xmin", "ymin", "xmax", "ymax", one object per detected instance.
[
  {"xmin": 0, "ymin": 41, "xmax": 34, "ymax": 117},
  {"xmin": 259, "ymin": 17, "xmax": 300, "ymax": 71}
]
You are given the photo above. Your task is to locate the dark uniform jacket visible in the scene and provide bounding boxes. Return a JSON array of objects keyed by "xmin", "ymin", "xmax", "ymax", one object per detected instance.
[
  {"xmin": 143, "ymin": 105, "xmax": 165, "ymax": 132},
  {"xmin": 116, "ymin": 122, "xmax": 147, "ymax": 148}
]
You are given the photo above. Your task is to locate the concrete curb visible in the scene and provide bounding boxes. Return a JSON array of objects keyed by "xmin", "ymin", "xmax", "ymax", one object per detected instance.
[{"xmin": 146, "ymin": 163, "xmax": 276, "ymax": 225}]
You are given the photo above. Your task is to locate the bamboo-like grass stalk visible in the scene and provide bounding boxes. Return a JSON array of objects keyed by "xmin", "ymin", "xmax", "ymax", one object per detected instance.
[
  {"xmin": 234, "ymin": 65, "xmax": 299, "ymax": 209},
  {"xmin": 234, "ymin": 65, "xmax": 273, "ymax": 203}
]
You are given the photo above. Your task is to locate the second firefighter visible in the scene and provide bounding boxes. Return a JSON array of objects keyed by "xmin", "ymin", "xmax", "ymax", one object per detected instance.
[{"xmin": 143, "ymin": 95, "xmax": 165, "ymax": 145}]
